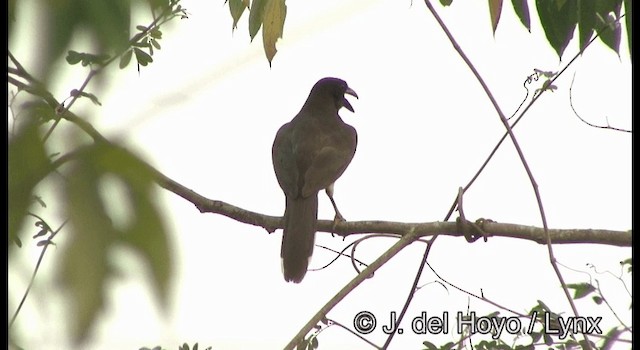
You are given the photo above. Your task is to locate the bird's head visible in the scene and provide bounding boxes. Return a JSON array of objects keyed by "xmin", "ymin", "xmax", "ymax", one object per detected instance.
[{"xmin": 310, "ymin": 77, "xmax": 359, "ymax": 113}]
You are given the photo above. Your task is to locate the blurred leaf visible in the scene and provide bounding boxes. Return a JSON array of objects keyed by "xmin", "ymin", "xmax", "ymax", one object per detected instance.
[
  {"xmin": 511, "ymin": 0, "xmax": 531, "ymax": 32},
  {"xmin": 229, "ymin": 0, "xmax": 248, "ymax": 30},
  {"xmin": 262, "ymin": 0, "xmax": 286, "ymax": 65},
  {"xmin": 61, "ymin": 150, "xmax": 116, "ymax": 344},
  {"xmin": 82, "ymin": 0, "xmax": 131, "ymax": 53},
  {"xmin": 601, "ymin": 328, "xmax": 623, "ymax": 349},
  {"xmin": 566, "ymin": 282, "xmax": 595, "ymax": 299},
  {"xmin": 60, "ymin": 143, "xmax": 173, "ymax": 344},
  {"xmin": 119, "ymin": 49, "xmax": 133, "ymax": 69},
  {"xmin": 249, "ymin": 0, "xmax": 269, "ymax": 41},
  {"xmin": 8, "ymin": 118, "xmax": 51, "ymax": 250},
  {"xmin": 8, "ymin": 0, "xmax": 17, "ymax": 33},
  {"xmin": 104, "ymin": 147, "xmax": 172, "ymax": 310},
  {"xmin": 440, "ymin": 0, "xmax": 453, "ymax": 6},
  {"xmin": 489, "ymin": 0, "xmax": 503, "ymax": 34},
  {"xmin": 536, "ymin": 0, "xmax": 578, "ymax": 59},
  {"xmin": 76, "ymin": 91, "xmax": 103, "ymax": 106}
]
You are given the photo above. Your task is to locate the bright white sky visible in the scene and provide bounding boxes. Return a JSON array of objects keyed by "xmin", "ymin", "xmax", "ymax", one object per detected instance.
[{"xmin": 9, "ymin": 0, "xmax": 632, "ymax": 349}]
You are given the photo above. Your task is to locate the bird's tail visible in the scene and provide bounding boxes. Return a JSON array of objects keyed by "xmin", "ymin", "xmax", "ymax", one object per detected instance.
[{"xmin": 281, "ymin": 194, "xmax": 318, "ymax": 283}]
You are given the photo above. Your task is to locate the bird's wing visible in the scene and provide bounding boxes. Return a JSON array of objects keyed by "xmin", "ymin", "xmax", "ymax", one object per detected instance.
[
  {"xmin": 301, "ymin": 123, "xmax": 357, "ymax": 198},
  {"xmin": 272, "ymin": 122, "xmax": 300, "ymax": 198}
]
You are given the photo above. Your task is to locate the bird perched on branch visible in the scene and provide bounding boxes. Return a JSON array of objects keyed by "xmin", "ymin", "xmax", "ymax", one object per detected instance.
[{"xmin": 272, "ymin": 77, "xmax": 359, "ymax": 283}]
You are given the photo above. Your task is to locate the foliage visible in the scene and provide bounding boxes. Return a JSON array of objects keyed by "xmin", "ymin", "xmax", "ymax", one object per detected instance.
[
  {"xmin": 7, "ymin": 0, "xmax": 631, "ymax": 349},
  {"xmin": 8, "ymin": 0, "xmax": 187, "ymax": 346},
  {"xmin": 224, "ymin": 0, "xmax": 631, "ymax": 63}
]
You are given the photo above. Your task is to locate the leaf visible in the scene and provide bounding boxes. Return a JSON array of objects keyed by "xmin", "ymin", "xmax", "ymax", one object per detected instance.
[
  {"xmin": 566, "ymin": 282, "xmax": 595, "ymax": 299},
  {"xmin": 150, "ymin": 38, "xmax": 162, "ymax": 50},
  {"xmin": 595, "ymin": 0, "xmax": 623, "ymax": 56},
  {"xmin": 66, "ymin": 50, "xmax": 83, "ymax": 65},
  {"xmin": 229, "ymin": 0, "xmax": 247, "ymax": 30},
  {"xmin": 597, "ymin": 14, "xmax": 621, "ymax": 55},
  {"xmin": 95, "ymin": 145, "xmax": 173, "ymax": 311},
  {"xmin": 262, "ymin": 0, "xmax": 286, "ymax": 65},
  {"xmin": 577, "ymin": 0, "xmax": 596, "ymax": 51},
  {"xmin": 600, "ymin": 328, "xmax": 623, "ymax": 349},
  {"xmin": 79, "ymin": 91, "xmax": 103, "ymax": 106},
  {"xmin": 8, "ymin": 118, "xmax": 51, "ymax": 250},
  {"xmin": 150, "ymin": 28, "xmax": 163, "ymax": 39},
  {"xmin": 488, "ymin": 0, "xmax": 503, "ymax": 34},
  {"xmin": 536, "ymin": 0, "xmax": 578, "ymax": 59},
  {"xmin": 249, "ymin": 0, "xmax": 269, "ymax": 41},
  {"xmin": 511, "ymin": 0, "xmax": 531, "ymax": 31},
  {"xmin": 83, "ymin": 0, "xmax": 131, "ymax": 52},
  {"xmin": 61, "ymin": 149, "xmax": 116, "ymax": 344},
  {"xmin": 119, "ymin": 49, "xmax": 133, "ymax": 69},
  {"xmin": 60, "ymin": 143, "xmax": 173, "ymax": 344},
  {"xmin": 134, "ymin": 48, "xmax": 153, "ymax": 66}
]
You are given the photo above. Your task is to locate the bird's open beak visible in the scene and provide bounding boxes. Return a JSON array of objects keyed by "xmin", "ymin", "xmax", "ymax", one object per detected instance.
[{"xmin": 342, "ymin": 87, "xmax": 359, "ymax": 113}]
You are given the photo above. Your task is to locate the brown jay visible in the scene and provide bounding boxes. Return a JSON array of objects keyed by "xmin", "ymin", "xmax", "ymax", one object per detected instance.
[{"xmin": 272, "ymin": 77, "xmax": 358, "ymax": 283}]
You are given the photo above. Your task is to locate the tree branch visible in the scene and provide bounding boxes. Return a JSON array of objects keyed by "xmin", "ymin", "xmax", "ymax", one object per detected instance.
[{"xmin": 153, "ymin": 170, "xmax": 631, "ymax": 247}]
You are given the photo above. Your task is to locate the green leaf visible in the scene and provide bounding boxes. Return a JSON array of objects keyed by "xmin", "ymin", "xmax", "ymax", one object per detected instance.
[
  {"xmin": 577, "ymin": 0, "xmax": 596, "ymax": 51},
  {"xmin": 262, "ymin": 0, "xmax": 286, "ymax": 65},
  {"xmin": 511, "ymin": 0, "xmax": 531, "ymax": 31},
  {"xmin": 119, "ymin": 49, "xmax": 133, "ymax": 69},
  {"xmin": 8, "ymin": 118, "xmax": 51, "ymax": 249},
  {"xmin": 134, "ymin": 48, "xmax": 153, "ymax": 66},
  {"xmin": 61, "ymin": 150, "xmax": 116, "ymax": 344},
  {"xmin": 96, "ymin": 145, "xmax": 173, "ymax": 310},
  {"xmin": 60, "ymin": 144, "xmax": 173, "ymax": 344},
  {"xmin": 151, "ymin": 38, "xmax": 162, "ymax": 50},
  {"xmin": 595, "ymin": 0, "xmax": 623, "ymax": 56},
  {"xmin": 620, "ymin": 257, "xmax": 632, "ymax": 272},
  {"xmin": 229, "ymin": 0, "xmax": 247, "ymax": 30},
  {"xmin": 150, "ymin": 28, "xmax": 163, "ymax": 39},
  {"xmin": 66, "ymin": 50, "xmax": 83, "ymax": 65},
  {"xmin": 249, "ymin": 0, "xmax": 269, "ymax": 41},
  {"xmin": 422, "ymin": 341, "xmax": 439, "ymax": 350},
  {"xmin": 489, "ymin": 0, "xmax": 503, "ymax": 34},
  {"xmin": 77, "ymin": 91, "xmax": 103, "ymax": 106},
  {"xmin": 601, "ymin": 328, "xmax": 623, "ymax": 349},
  {"xmin": 592, "ymin": 295, "xmax": 603, "ymax": 304},
  {"xmin": 83, "ymin": 0, "xmax": 131, "ymax": 52},
  {"xmin": 536, "ymin": 0, "xmax": 578, "ymax": 59},
  {"xmin": 597, "ymin": 14, "xmax": 621, "ymax": 55},
  {"xmin": 440, "ymin": 0, "xmax": 453, "ymax": 5},
  {"xmin": 566, "ymin": 282, "xmax": 595, "ymax": 299}
]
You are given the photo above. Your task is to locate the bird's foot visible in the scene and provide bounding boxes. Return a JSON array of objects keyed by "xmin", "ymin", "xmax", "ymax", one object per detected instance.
[{"xmin": 330, "ymin": 212, "xmax": 346, "ymax": 237}]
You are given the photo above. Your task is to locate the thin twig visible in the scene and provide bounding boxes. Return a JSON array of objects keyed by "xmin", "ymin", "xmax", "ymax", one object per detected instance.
[
  {"xmin": 284, "ymin": 227, "xmax": 419, "ymax": 350},
  {"xmin": 569, "ymin": 73, "xmax": 631, "ymax": 133},
  {"xmin": 9, "ymin": 218, "xmax": 68, "ymax": 329}
]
